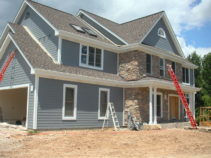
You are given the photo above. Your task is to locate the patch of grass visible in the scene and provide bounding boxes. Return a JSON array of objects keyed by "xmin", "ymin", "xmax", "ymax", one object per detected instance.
[{"xmin": 27, "ymin": 130, "xmax": 38, "ymax": 135}]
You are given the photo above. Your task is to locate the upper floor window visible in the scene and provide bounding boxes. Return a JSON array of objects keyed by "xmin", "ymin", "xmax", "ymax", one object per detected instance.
[
  {"xmin": 182, "ymin": 67, "xmax": 190, "ymax": 84},
  {"xmin": 160, "ymin": 58, "xmax": 165, "ymax": 77},
  {"xmin": 158, "ymin": 28, "xmax": 166, "ymax": 39},
  {"xmin": 80, "ymin": 45, "xmax": 103, "ymax": 70},
  {"xmin": 146, "ymin": 54, "xmax": 152, "ymax": 74}
]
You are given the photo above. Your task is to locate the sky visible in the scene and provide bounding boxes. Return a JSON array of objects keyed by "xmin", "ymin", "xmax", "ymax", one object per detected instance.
[{"xmin": 0, "ymin": 0, "xmax": 211, "ymax": 57}]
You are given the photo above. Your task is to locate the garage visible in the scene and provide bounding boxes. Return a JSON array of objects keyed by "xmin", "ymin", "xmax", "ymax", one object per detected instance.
[{"xmin": 0, "ymin": 87, "xmax": 28, "ymax": 127}]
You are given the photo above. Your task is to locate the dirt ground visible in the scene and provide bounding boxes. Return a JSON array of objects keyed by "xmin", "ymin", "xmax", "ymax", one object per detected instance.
[{"xmin": 0, "ymin": 125, "xmax": 211, "ymax": 158}]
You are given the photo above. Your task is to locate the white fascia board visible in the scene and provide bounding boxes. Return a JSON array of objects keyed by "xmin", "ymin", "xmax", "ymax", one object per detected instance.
[
  {"xmin": 0, "ymin": 24, "xmax": 15, "ymax": 47},
  {"xmin": 8, "ymin": 34, "xmax": 35, "ymax": 74},
  {"xmin": 34, "ymin": 68, "xmax": 200, "ymax": 92},
  {"xmin": 119, "ymin": 43, "xmax": 198, "ymax": 69},
  {"xmin": 77, "ymin": 10, "xmax": 128, "ymax": 45},
  {"xmin": 139, "ymin": 12, "xmax": 164, "ymax": 43},
  {"xmin": 13, "ymin": 1, "xmax": 59, "ymax": 35},
  {"xmin": 58, "ymin": 30, "xmax": 118, "ymax": 52},
  {"xmin": 162, "ymin": 13, "xmax": 185, "ymax": 58}
]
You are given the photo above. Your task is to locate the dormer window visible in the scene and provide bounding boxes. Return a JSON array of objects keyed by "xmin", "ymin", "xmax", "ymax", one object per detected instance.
[
  {"xmin": 158, "ymin": 28, "xmax": 166, "ymax": 38},
  {"xmin": 70, "ymin": 24, "xmax": 85, "ymax": 33}
]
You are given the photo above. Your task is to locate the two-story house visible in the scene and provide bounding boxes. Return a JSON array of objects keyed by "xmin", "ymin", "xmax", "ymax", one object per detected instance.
[{"xmin": 0, "ymin": 0, "xmax": 200, "ymax": 129}]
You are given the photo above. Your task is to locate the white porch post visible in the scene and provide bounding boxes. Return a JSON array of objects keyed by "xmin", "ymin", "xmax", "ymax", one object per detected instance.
[
  {"xmin": 192, "ymin": 92, "xmax": 196, "ymax": 119},
  {"xmin": 149, "ymin": 87, "xmax": 153, "ymax": 124},
  {"xmin": 153, "ymin": 88, "xmax": 157, "ymax": 124}
]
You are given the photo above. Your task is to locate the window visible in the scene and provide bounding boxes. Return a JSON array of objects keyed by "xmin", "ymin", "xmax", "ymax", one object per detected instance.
[
  {"xmin": 70, "ymin": 24, "xmax": 85, "ymax": 33},
  {"xmin": 62, "ymin": 84, "xmax": 77, "ymax": 120},
  {"xmin": 98, "ymin": 88, "xmax": 110, "ymax": 119},
  {"xmin": 157, "ymin": 94, "xmax": 163, "ymax": 117},
  {"xmin": 83, "ymin": 28, "xmax": 97, "ymax": 37},
  {"xmin": 146, "ymin": 54, "xmax": 152, "ymax": 74},
  {"xmin": 182, "ymin": 67, "xmax": 190, "ymax": 84},
  {"xmin": 172, "ymin": 62, "xmax": 176, "ymax": 73},
  {"xmin": 158, "ymin": 28, "xmax": 166, "ymax": 38},
  {"xmin": 24, "ymin": 12, "xmax": 30, "ymax": 19},
  {"xmin": 160, "ymin": 58, "xmax": 165, "ymax": 77},
  {"xmin": 80, "ymin": 45, "xmax": 103, "ymax": 70}
]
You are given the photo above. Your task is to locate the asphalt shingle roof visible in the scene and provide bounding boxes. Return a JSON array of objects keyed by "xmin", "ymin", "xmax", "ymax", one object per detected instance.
[
  {"xmin": 81, "ymin": 10, "xmax": 164, "ymax": 44},
  {"xmin": 9, "ymin": 23, "xmax": 124, "ymax": 81},
  {"xmin": 28, "ymin": 1, "xmax": 112, "ymax": 44},
  {"xmin": 29, "ymin": 1, "xmax": 163, "ymax": 45}
]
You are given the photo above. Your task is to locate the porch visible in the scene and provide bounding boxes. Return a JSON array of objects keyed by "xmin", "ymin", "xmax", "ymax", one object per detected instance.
[{"xmin": 123, "ymin": 87, "xmax": 196, "ymax": 125}]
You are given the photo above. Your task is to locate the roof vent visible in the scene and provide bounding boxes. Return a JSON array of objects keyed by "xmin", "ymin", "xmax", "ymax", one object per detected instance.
[
  {"xmin": 83, "ymin": 28, "xmax": 97, "ymax": 37},
  {"xmin": 70, "ymin": 24, "xmax": 85, "ymax": 33}
]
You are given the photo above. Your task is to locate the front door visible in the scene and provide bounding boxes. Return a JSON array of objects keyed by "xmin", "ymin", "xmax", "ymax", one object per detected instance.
[{"xmin": 170, "ymin": 96, "xmax": 179, "ymax": 120}]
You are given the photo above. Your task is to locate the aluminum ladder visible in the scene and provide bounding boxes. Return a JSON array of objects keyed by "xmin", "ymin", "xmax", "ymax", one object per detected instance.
[
  {"xmin": 102, "ymin": 102, "xmax": 120, "ymax": 131},
  {"xmin": 167, "ymin": 64, "xmax": 197, "ymax": 129}
]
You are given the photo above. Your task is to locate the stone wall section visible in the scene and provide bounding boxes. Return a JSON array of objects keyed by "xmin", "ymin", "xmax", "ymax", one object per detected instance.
[
  {"xmin": 124, "ymin": 88, "xmax": 149, "ymax": 125},
  {"xmin": 119, "ymin": 50, "xmax": 183, "ymax": 82}
]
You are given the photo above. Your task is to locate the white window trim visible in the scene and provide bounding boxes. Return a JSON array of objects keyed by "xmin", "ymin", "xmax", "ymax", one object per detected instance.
[
  {"xmin": 157, "ymin": 92, "xmax": 163, "ymax": 118},
  {"xmin": 98, "ymin": 88, "xmax": 110, "ymax": 120},
  {"xmin": 62, "ymin": 84, "xmax": 78, "ymax": 120},
  {"xmin": 160, "ymin": 58, "xmax": 165, "ymax": 77},
  {"xmin": 79, "ymin": 44, "xmax": 104, "ymax": 71},
  {"xmin": 158, "ymin": 28, "xmax": 166, "ymax": 39},
  {"xmin": 182, "ymin": 67, "xmax": 190, "ymax": 85}
]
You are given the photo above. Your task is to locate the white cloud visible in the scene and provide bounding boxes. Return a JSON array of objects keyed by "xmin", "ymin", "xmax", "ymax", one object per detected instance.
[
  {"xmin": 178, "ymin": 36, "xmax": 211, "ymax": 57},
  {"xmin": 0, "ymin": 0, "xmax": 210, "ymax": 56}
]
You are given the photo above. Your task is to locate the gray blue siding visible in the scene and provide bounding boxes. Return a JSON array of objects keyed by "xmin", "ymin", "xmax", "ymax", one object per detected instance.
[
  {"xmin": 37, "ymin": 78, "xmax": 123, "ymax": 129},
  {"xmin": 61, "ymin": 39, "xmax": 118, "ymax": 74},
  {"xmin": 0, "ymin": 43, "xmax": 34, "ymax": 128},
  {"xmin": 142, "ymin": 19, "xmax": 179, "ymax": 55},
  {"xmin": 79, "ymin": 14, "xmax": 125, "ymax": 45},
  {"xmin": 0, "ymin": 42, "xmax": 34, "ymax": 129},
  {"xmin": 19, "ymin": 7, "xmax": 58, "ymax": 60}
]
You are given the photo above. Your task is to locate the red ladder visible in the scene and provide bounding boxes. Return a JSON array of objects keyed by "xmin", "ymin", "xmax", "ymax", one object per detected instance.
[
  {"xmin": 0, "ymin": 52, "xmax": 16, "ymax": 82},
  {"xmin": 167, "ymin": 64, "xmax": 197, "ymax": 129}
]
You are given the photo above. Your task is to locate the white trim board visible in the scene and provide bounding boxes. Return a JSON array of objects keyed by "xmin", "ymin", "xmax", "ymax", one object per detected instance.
[
  {"xmin": 34, "ymin": 69, "xmax": 200, "ymax": 93},
  {"xmin": 13, "ymin": 0, "xmax": 59, "ymax": 35},
  {"xmin": 33, "ymin": 76, "xmax": 39, "ymax": 129},
  {"xmin": 0, "ymin": 84, "xmax": 30, "ymax": 129},
  {"xmin": 77, "ymin": 10, "xmax": 128, "ymax": 45},
  {"xmin": 0, "ymin": 34, "xmax": 34, "ymax": 74}
]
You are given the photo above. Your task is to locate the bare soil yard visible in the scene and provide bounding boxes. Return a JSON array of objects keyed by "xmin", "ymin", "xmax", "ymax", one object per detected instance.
[{"xmin": 0, "ymin": 125, "xmax": 211, "ymax": 158}]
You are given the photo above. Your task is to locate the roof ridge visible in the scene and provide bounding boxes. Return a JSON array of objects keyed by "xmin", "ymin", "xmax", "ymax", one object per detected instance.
[
  {"xmin": 79, "ymin": 9, "xmax": 120, "ymax": 25},
  {"xmin": 29, "ymin": 0, "xmax": 75, "ymax": 17},
  {"xmin": 120, "ymin": 11, "xmax": 164, "ymax": 25}
]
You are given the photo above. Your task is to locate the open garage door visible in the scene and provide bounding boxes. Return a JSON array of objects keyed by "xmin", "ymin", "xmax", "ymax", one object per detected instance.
[{"xmin": 0, "ymin": 87, "xmax": 28, "ymax": 127}]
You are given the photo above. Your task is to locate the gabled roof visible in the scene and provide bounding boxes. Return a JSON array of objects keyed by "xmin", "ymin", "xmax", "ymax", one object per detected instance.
[
  {"xmin": 9, "ymin": 23, "xmax": 123, "ymax": 81},
  {"xmin": 14, "ymin": 0, "xmax": 112, "ymax": 45},
  {"xmin": 79, "ymin": 10, "xmax": 164, "ymax": 44}
]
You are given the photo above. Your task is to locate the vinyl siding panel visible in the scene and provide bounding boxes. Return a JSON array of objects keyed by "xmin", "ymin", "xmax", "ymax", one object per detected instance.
[
  {"xmin": 142, "ymin": 19, "xmax": 179, "ymax": 56},
  {"xmin": 0, "ymin": 42, "xmax": 35, "ymax": 129},
  {"xmin": 37, "ymin": 78, "xmax": 123, "ymax": 129},
  {"xmin": 61, "ymin": 39, "xmax": 118, "ymax": 74},
  {"xmin": 19, "ymin": 7, "xmax": 58, "ymax": 60}
]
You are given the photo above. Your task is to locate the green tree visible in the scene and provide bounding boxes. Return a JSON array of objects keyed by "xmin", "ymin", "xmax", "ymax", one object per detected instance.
[
  {"xmin": 201, "ymin": 53, "xmax": 211, "ymax": 106},
  {"xmin": 187, "ymin": 52, "xmax": 203, "ymax": 108}
]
